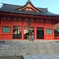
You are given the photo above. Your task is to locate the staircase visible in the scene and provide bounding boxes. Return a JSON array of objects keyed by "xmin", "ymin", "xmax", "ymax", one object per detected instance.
[{"xmin": 0, "ymin": 40, "xmax": 59, "ymax": 56}]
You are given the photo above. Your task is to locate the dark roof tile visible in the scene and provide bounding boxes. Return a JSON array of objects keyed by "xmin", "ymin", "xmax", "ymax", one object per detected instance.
[{"xmin": 0, "ymin": 2, "xmax": 59, "ymax": 16}]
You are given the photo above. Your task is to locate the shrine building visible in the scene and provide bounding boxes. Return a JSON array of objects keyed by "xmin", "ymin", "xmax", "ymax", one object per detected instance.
[{"xmin": 0, "ymin": 0, "xmax": 59, "ymax": 40}]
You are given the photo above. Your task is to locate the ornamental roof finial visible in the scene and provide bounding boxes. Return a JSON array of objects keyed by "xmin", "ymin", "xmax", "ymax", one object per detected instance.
[{"xmin": 28, "ymin": 0, "xmax": 30, "ymax": 2}]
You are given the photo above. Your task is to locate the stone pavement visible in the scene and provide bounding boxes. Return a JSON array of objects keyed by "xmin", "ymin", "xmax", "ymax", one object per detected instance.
[
  {"xmin": 0, "ymin": 40, "xmax": 59, "ymax": 56},
  {"xmin": 23, "ymin": 54, "xmax": 59, "ymax": 59},
  {"xmin": 0, "ymin": 56, "xmax": 24, "ymax": 59},
  {"xmin": 0, "ymin": 54, "xmax": 59, "ymax": 59}
]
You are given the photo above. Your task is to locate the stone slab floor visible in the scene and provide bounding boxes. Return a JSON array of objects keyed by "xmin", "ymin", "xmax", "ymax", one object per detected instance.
[
  {"xmin": 23, "ymin": 54, "xmax": 59, "ymax": 59},
  {"xmin": 0, "ymin": 54, "xmax": 59, "ymax": 59}
]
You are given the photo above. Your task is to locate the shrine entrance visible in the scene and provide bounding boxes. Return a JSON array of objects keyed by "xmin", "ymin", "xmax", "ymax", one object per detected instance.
[
  {"xmin": 37, "ymin": 27, "xmax": 44, "ymax": 39},
  {"xmin": 24, "ymin": 27, "xmax": 34, "ymax": 39},
  {"xmin": 13, "ymin": 26, "xmax": 22, "ymax": 39}
]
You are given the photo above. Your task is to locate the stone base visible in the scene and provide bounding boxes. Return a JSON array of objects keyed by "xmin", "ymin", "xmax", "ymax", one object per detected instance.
[{"xmin": 0, "ymin": 40, "xmax": 59, "ymax": 56}]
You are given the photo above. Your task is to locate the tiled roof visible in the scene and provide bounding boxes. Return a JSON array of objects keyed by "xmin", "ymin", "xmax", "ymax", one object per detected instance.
[{"xmin": 0, "ymin": 1, "xmax": 59, "ymax": 16}]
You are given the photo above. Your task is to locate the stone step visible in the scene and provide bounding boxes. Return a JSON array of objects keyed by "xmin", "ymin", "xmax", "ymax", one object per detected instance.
[
  {"xmin": 0, "ymin": 56, "xmax": 24, "ymax": 59},
  {"xmin": 0, "ymin": 40, "xmax": 59, "ymax": 56}
]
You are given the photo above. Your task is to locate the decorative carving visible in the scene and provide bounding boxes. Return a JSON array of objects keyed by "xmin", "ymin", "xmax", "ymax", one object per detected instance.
[{"xmin": 19, "ymin": 1, "xmax": 39, "ymax": 12}]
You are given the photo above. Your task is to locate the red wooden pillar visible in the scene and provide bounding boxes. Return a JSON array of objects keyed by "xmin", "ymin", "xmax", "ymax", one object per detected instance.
[
  {"xmin": 0, "ymin": 26, "xmax": 1, "ymax": 39},
  {"xmin": 34, "ymin": 26, "xmax": 37, "ymax": 40},
  {"xmin": 52, "ymin": 22, "xmax": 54, "ymax": 39},
  {"xmin": 44, "ymin": 26, "xmax": 46, "ymax": 40},
  {"xmin": 11, "ymin": 26, "xmax": 13, "ymax": 40},
  {"xmin": 22, "ymin": 21, "xmax": 24, "ymax": 40},
  {"xmin": 0, "ymin": 18, "xmax": 1, "ymax": 39}
]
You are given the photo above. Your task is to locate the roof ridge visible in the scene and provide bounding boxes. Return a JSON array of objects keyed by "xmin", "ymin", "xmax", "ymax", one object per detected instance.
[
  {"xmin": 37, "ymin": 7, "xmax": 48, "ymax": 9},
  {"xmin": 1, "ymin": 2, "xmax": 48, "ymax": 9},
  {"xmin": 1, "ymin": 2, "xmax": 20, "ymax": 7}
]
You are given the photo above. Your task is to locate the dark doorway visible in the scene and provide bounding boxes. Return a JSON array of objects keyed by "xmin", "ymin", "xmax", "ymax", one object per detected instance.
[
  {"xmin": 13, "ymin": 26, "xmax": 22, "ymax": 39},
  {"xmin": 37, "ymin": 27, "xmax": 44, "ymax": 39}
]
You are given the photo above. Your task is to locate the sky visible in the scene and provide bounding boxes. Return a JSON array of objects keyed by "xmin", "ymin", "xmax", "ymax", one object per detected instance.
[{"xmin": 0, "ymin": 0, "xmax": 59, "ymax": 14}]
